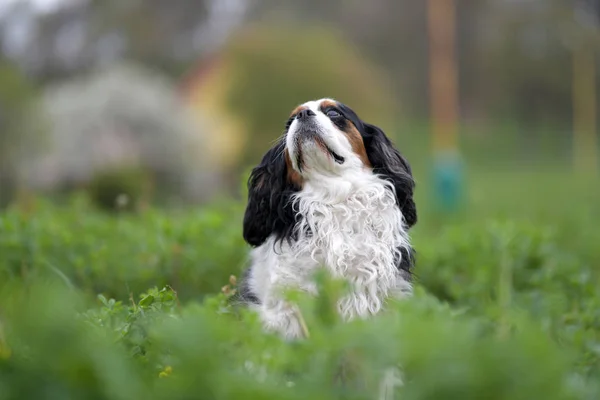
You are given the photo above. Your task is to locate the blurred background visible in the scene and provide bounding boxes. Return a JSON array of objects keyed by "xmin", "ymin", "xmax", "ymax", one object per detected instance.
[
  {"xmin": 2, "ymin": 4, "xmax": 600, "ymax": 394},
  {"xmin": 0, "ymin": 0, "xmax": 599, "ymax": 216}
]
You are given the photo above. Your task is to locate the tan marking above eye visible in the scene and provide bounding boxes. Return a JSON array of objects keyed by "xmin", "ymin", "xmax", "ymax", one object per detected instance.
[
  {"xmin": 318, "ymin": 99, "xmax": 338, "ymax": 111},
  {"xmin": 289, "ymin": 105, "xmax": 307, "ymax": 118}
]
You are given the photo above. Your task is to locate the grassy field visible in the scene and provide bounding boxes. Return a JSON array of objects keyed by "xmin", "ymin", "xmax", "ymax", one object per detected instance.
[{"xmin": 1, "ymin": 129, "xmax": 599, "ymax": 399}]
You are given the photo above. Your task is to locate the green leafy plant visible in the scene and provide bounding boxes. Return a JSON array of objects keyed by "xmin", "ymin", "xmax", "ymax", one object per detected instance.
[{"xmin": 0, "ymin": 169, "xmax": 598, "ymax": 399}]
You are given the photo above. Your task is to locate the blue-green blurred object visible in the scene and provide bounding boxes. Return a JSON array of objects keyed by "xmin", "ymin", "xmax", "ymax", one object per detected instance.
[{"xmin": 432, "ymin": 150, "xmax": 465, "ymax": 213}]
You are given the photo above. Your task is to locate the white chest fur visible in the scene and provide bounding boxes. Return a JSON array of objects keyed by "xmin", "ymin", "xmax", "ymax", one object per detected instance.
[{"xmin": 247, "ymin": 170, "xmax": 413, "ymax": 339}]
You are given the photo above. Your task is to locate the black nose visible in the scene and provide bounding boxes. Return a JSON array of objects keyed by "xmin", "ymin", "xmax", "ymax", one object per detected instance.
[{"xmin": 296, "ymin": 109, "xmax": 316, "ymax": 120}]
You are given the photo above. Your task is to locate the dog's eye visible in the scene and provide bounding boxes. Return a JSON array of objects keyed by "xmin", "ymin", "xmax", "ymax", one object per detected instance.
[{"xmin": 326, "ymin": 109, "xmax": 341, "ymax": 118}]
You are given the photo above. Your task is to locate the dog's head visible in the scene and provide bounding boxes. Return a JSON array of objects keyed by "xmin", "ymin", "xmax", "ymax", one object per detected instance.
[{"xmin": 243, "ymin": 98, "xmax": 417, "ymax": 247}]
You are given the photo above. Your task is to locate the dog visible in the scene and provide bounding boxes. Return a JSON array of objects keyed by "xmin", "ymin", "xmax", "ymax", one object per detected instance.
[{"xmin": 234, "ymin": 98, "xmax": 417, "ymax": 340}]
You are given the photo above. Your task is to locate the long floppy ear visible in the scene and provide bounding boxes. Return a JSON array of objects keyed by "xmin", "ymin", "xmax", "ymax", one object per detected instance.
[
  {"xmin": 243, "ymin": 138, "xmax": 300, "ymax": 247},
  {"xmin": 363, "ymin": 123, "xmax": 417, "ymax": 228}
]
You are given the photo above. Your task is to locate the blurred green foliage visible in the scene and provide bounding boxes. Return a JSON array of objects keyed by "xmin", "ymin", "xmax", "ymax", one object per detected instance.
[
  {"xmin": 86, "ymin": 167, "xmax": 154, "ymax": 213},
  {"xmin": 0, "ymin": 63, "xmax": 36, "ymax": 118},
  {"xmin": 0, "ymin": 62, "xmax": 42, "ymax": 207},
  {"xmin": 222, "ymin": 24, "xmax": 397, "ymax": 168},
  {"xmin": 0, "ymin": 166, "xmax": 599, "ymax": 398},
  {"xmin": 0, "ymin": 195, "xmax": 247, "ymax": 301}
]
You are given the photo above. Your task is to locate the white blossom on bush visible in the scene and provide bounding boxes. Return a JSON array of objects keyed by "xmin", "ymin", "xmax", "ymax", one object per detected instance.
[{"xmin": 20, "ymin": 62, "xmax": 223, "ymax": 203}]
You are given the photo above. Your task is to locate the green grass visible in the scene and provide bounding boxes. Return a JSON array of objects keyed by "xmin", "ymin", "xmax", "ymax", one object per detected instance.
[{"xmin": 1, "ymin": 160, "xmax": 599, "ymax": 399}]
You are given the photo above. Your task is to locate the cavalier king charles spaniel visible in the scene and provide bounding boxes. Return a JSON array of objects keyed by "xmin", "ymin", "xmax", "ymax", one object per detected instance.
[{"xmin": 235, "ymin": 98, "xmax": 417, "ymax": 340}]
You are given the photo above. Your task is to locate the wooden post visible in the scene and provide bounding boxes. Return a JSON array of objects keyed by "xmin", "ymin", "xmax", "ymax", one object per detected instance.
[
  {"xmin": 572, "ymin": 41, "xmax": 598, "ymax": 175},
  {"xmin": 428, "ymin": 0, "xmax": 463, "ymax": 213},
  {"xmin": 428, "ymin": 0, "xmax": 459, "ymax": 152}
]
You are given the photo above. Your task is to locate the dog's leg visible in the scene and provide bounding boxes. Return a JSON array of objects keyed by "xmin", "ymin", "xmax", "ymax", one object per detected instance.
[
  {"xmin": 257, "ymin": 297, "xmax": 309, "ymax": 340},
  {"xmin": 256, "ymin": 271, "xmax": 317, "ymax": 340},
  {"xmin": 377, "ymin": 365, "xmax": 404, "ymax": 400}
]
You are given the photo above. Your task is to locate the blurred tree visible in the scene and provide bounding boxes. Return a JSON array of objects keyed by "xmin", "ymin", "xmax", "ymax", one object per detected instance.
[
  {"xmin": 0, "ymin": 60, "xmax": 43, "ymax": 207},
  {"xmin": 87, "ymin": 0, "xmax": 210, "ymax": 74},
  {"xmin": 220, "ymin": 24, "xmax": 398, "ymax": 169},
  {"xmin": 473, "ymin": 1, "xmax": 574, "ymax": 126},
  {"xmin": 0, "ymin": 0, "xmax": 249, "ymax": 81},
  {"xmin": 246, "ymin": 0, "xmax": 430, "ymax": 118}
]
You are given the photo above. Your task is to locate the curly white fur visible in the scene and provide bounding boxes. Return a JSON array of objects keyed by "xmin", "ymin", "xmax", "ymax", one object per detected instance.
[{"xmin": 246, "ymin": 168, "xmax": 412, "ymax": 339}]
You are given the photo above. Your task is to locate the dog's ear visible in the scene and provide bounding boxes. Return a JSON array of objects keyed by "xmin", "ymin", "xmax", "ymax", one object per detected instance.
[
  {"xmin": 243, "ymin": 138, "xmax": 299, "ymax": 247},
  {"xmin": 363, "ymin": 123, "xmax": 417, "ymax": 228}
]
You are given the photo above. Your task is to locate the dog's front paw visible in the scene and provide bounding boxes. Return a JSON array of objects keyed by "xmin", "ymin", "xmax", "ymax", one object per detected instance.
[{"xmin": 259, "ymin": 302, "xmax": 308, "ymax": 340}]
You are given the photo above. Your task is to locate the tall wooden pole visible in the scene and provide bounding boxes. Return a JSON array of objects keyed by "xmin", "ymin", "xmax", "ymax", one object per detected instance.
[
  {"xmin": 428, "ymin": 0, "xmax": 459, "ymax": 152},
  {"xmin": 428, "ymin": 0, "xmax": 463, "ymax": 213},
  {"xmin": 572, "ymin": 40, "xmax": 598, "ymax": 175}
]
